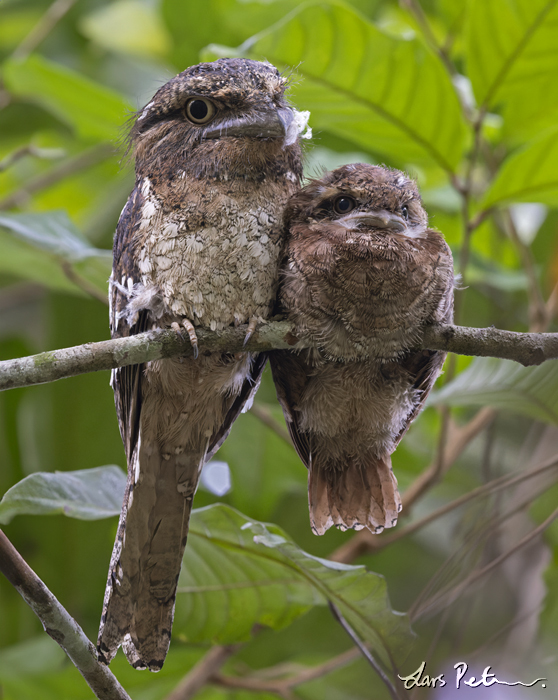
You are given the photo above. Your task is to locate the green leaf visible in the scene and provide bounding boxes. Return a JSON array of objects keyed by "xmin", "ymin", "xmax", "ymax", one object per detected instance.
[
  {"xmin": 430, "ymin": 357, "xmax": 558, "ymax": 424},
  {"xmin": 79, "ymin": 0, "xmax": 171, "ymax": 59},
  {"xmin": 466, "ymin": 0, "xmax": 558, "ymax": 117},
  {"xmin": 3, "ymin": 55, "xmax": 131, "ymax": 142},
  {"xmin": 224, "ymin": 0, "xmax": 468, "ymax": 171},
  {"xmin": 0, "ymin": 210, "xmax": 111, "ymax": 296},
  {"xmin": 0, "ymin": 466, "xmax": 125, "ymax": 524},
  {"xmin": 176, "ymin": 504, "xmax": 413, "ymax": 665},
  {"xmin": 0, "ymin": 211, "xmax": 111, "ymax": 262},
  {"xmin": 0, "ymin": 466, "xmax": 412, "ymax": 665},
  {"xmin": 0, "ymin": 228, "xmax": 86, "ymax": 294},
  {"xmin": 481, "ymin": 128, "xmax": 558, "ymax": 208},
  {"xmin": 162, "ymin": 0, "xmax": 303, "ymax": 70}
]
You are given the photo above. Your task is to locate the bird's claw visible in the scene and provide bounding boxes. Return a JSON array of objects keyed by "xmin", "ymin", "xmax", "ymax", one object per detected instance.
[
  {"xmin": 172, "ymin": 320, "xmax": 199, "ymax": 359},
  {"xmin": 244, "ymin": 317, "xmax": 258, "ymax": 347}
]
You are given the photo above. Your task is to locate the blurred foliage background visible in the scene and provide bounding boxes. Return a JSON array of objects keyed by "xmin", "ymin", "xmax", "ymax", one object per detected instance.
[{"xmin": 1, "ymin": 0, "xmax": 558, "ymax": 698}]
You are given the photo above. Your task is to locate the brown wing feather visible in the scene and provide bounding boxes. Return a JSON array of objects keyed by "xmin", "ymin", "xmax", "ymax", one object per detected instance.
[
  {"xmin": 207, "ymin": 352, "xmax": 268, "ymax": 460},
  {"xmin": 110, "ymin": 185, "xmax": 148, "ymax": 460},
  {"xmin": 269, "ymin": 350, "xmax": 311, "ymax": 467}
]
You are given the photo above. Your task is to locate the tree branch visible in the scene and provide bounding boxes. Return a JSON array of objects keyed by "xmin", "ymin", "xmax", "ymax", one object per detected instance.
[
  {"xmin": 164, "ymin": 644, "xmax": 241, "ymax": 700},
  {"xmin": 0, "ymin": 530, "xmax": 131, "ymax": 700},
  {"xmin": 211, "ymin": 647, "xmax": 361, "ymax": 697},
  {"xmin": 0, "ymin": 322, "xmax": 557, "ymax": 393},
  {"xmin": 420, "ymin": 324, "xmax": 558, "ymax": 366}
]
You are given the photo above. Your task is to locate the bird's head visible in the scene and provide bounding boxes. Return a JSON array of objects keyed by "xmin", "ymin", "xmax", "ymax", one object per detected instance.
[
  {"xmin": 286, "ymin": 163, "xmax": 429, "ymax": 239},
  {"xmin": 130, "ymin": 58, "xmax": 310, "ymax": 180}
]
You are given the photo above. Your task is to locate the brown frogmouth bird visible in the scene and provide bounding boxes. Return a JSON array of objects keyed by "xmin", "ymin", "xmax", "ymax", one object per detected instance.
[
  {"xmin": 270, "ymin": 164, "xmax": 454, "ymax": 536},
  {"xmin": 98, "ymin": 58, "xmax": 309, "ymax": 671}
]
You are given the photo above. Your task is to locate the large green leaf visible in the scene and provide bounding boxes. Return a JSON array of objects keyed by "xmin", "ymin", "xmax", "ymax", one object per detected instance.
[
  {"xmin": 481, "ymin": 128, "xmax": 558, "ymax": 208},
  {"xmin": 0, "ymin": 229, "xmax": 84, "ymax": 294},
  {"xmin": 430, "ymin": 357, "xmax": 558, "ymax": 424},
  {"xmin": 0, "ymin": 211, "xmax": 112, "ymax": 263},
  {"xmin": 0, "ymin": 466, "xmax": 125, "ymax": 524},
  {"xmin": 176, "ymin": 504, "xmax": 413, "ymax": 665},
  {"xmin": 0, "ymin": 211, "xmax": 112, "ymax": 296},
  {"xmin": 0, "ymin": 466, "xmax": 412, "ymax": 666},
  {"xmin": 2, "ymin": 55, "xmax": 131, "ymax": 142},
  {"xmin": 466, "ymin": 0, "xmax": 558, "ymax": 123},
  {"xmin": 220, "ymin": 1, "xmax": 467, "ymax": 172},
  {"xmin": 162, "ymin": 0, "xmax": 303, "ymax": 69}
]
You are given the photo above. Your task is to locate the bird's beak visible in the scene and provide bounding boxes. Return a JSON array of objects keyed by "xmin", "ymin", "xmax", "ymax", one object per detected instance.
[
  {"xmin": 202, "ymin": 107, "xmax": 311, "ymax": 146},
  {"xmin": 341, "ymin": 210, "xmax": 407, "ymax": 232}
]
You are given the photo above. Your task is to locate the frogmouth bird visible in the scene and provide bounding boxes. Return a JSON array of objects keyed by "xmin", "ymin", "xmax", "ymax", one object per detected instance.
[
  {"xmin": 98, "ymin": 58, "xmax": 308, "ymax": 671},
  {"xmin": 270, "ymin": 163, "xmax": 454, "ymax": 536}
]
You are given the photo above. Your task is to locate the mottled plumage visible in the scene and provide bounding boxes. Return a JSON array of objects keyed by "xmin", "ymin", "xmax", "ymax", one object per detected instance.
[
  {"xmin": 98, "ymin": 58, "xmax": 306, "ymax": 671},
  {"xmin": 270, "ymin": 164, "xmax": 454, "ymax": 535}
]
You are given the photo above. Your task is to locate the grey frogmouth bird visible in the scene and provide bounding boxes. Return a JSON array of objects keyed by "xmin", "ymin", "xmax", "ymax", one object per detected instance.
[
  {"xmin": 98, "ymin": 58, "xmax": 309, "ymax": 671},
  {"xmin": 270, "ymin": 163, "xmax": 454, "ymax": 536}
]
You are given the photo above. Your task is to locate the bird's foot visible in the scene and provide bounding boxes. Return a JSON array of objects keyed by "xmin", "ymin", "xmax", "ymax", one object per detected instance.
[
  {"xmin": 171, "ymin": 319, "xmax": 199, "ymax": 359},
  {"xmin": 243, "ymin": 317, "xmax": 259, "ymax": 347}
]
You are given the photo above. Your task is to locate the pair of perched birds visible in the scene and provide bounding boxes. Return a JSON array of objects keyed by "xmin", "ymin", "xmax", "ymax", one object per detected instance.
[{"xmin": 98, "ymin": 58, "xmax": 454, "ymax": 671}]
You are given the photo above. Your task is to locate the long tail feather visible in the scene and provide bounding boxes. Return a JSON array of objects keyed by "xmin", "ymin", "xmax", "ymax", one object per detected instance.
[{"xmin": 97, "ymin": 445, "xmax": 201, "ymax": 671}]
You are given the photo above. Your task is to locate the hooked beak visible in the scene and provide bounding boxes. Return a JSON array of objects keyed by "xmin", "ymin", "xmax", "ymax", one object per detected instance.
[
  {"xmin": 341, "ymin": 210, "xmax": 407, "ymax": 232},
  {"xmin": 202, "ymin": 106, "xmax": 296, "ymax": 142}
]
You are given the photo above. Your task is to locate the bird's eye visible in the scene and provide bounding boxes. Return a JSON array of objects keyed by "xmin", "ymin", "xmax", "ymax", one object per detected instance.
[
  {"xmin": 401, "ymin": 205, "xmax": 409, "ymax": 221},
  {"xmin": 185, "ymin": 98, "xmax": 216, "ymax": 124},
  {"xmin": 333, "ymin": 196, "xmax": 356, "ymax": 215}
]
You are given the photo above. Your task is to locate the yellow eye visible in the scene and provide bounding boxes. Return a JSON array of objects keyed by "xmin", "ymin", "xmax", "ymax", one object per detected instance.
[
  {"xmin": 184, "ymin": 98, "xmax": 216, "ymax": 124},
  {"xmin": 333, "ymin": 196, "xmax": 356, "ymax": 215}
]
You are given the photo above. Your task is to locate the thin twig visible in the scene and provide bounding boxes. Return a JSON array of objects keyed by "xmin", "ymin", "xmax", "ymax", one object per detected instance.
[
  {"xmin": 1, "ymin": 323, "xmax": 557, "ymax": 393},
  {"xmin": 410, "ymin": 472, "xmax": 558, "ymax": 621},
  {"xmin": 60, "ymin": 261, "xmax": 110, "ymax": 306},
  {"xmin": 399, "ymin": 0, "xmax": 456, "ymax": 80},
  {"xmin": 12, "ymin": 0, "xmax": 78, "ymax": 61},
  {"xmin": 401, "ymin": 407, "xmax": 496, "ymax": 510},
  {"xmin": 417, "ymin": 404, "xmax": 451, "ymax": 502},
  {"xmin": 0, "ymin": 145, "xmax": 114, "ymax": 210},
  {"xmin": 212, "ymin": 647, "xmax": 360, "ymax": 696},
  {"xmin": 454, "ymin": 112, "xmax": 486, "ymax": 321},
  {"xmin": 546, "ymin": 282, "xmax": 558, "ymax": 323},
  {"xmin": 0, "ymin": 530, "xmax": 131, "ymax": 700},
  {"xmin": 381, "ymin": 454, "xmax": 558, "ymax": 551},
  {"xmin": 0, "ymin": 145, "xmax": 66, "ymax": 173},
  {"xmin": 468, "ymin": 603, "xmax": 545, "ymax": 661},
  {"xmin": 250, "ymin": 402, "xmax": 291, "ymax": 444},
  {"xmin": 500, "ymin": 210, "xmax": 549, "ymax": 331},
  {"xmin": 164, "ymin": 644, "xmax": 241, "ymax": 700},
  {"xmin": 468, "ymin": 206, "xmax": 493, "ymax": 232},
  {"xmin": 328, "ymin": 602, "xmax": 403, "ymax": 700},
  {"xmin": 412, "ymin": 505, "xmax": 558, "ymax": 620}
]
